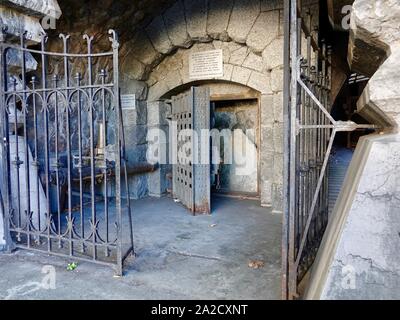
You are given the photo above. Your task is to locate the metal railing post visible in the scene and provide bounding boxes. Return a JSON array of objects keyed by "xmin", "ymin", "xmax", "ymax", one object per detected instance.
[
  {"xmin": 0, "ymin": 28, "xmax": 14, "ymax": 253},
  {"xmin": 288, "ymin": 0, "xmax": 299, "ymax": 300}
]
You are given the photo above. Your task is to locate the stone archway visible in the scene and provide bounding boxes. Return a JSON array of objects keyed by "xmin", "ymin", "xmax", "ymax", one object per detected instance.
[
  {"xmin": 145, "ymin": 41, "xmax": 279, "ymax": 101},
  {"xmin": 143, "ymin": 39, "xmax": 283, "ymax": 210},
  {"xmin": 117, "ymin": 1, "xmax": 286, "ymax": 212}
]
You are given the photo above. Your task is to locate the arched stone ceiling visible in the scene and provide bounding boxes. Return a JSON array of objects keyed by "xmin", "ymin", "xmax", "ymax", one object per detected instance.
[{"xmin": 49, "ymin": 1, "xmax": 285, "ymax": 75}]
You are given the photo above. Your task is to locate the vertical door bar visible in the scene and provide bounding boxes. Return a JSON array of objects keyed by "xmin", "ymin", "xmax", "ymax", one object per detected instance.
[
  {"xmin": 282, "ymin": 0, "xmax": 290, "ymax": 300},
  {"xmin": 61, "ymin": 34, "xmax": 73, "ymax": 256}
]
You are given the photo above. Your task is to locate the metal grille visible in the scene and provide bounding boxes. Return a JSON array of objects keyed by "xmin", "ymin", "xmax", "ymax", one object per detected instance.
[
  {"xmin": 171, "ymin": 91, "xmax": 194, "ymax": 211},
  {"xmin": 171, "ymin": 87, "xmax": 210, "ymax": 215},
  {"xmin": 0, "ymin": 30, "xmax": 134, "ymax": 275},
  {"xmin": 283, "ymin": 1, "xmax": 378, "ymax": 299}
]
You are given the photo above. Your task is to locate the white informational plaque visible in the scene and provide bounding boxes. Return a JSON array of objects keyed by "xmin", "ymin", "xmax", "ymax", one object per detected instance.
[
  {"xmin": 120, "ymin": 94, "xmax": 137, "ymax": 110},
  {"xmin": 189, "ymin": 49, "xmax": 224, "ymax": 80}
]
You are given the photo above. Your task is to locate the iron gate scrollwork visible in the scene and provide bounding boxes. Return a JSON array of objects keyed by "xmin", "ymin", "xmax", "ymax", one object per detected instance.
[{"xmin": 0, "ymin": 29, "xmax": 134, "ymax": 275}]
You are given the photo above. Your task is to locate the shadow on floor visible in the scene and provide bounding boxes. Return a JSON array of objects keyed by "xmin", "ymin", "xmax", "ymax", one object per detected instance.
[{"xmin": 0, "ymin": 195, "xmax": 282, "ymax": 300}]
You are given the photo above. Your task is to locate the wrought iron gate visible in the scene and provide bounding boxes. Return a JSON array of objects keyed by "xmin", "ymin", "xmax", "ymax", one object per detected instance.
[
  {"xmin": 171, "ymin": 87, "xmax": 211, "ymax": 214},
  {"xmin": 282, "ymin": 0, "xmax": 377, "ymax": 299},
  {"xmin": 0, "ymin": 30, "xmax": 134, "ymax": 275}
]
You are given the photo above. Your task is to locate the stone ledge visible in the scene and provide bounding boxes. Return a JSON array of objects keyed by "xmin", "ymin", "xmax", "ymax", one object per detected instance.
[
  {"xmin": 357, "ymin": 47, "xmax": 400, "ymax": 129},
  {"xmin": 5, "ymin": 0, "xmax": 61, "ymax": 19},
  {"xmin": 0, "ymin": 5, "xmax": 45, "ymax": 42},
  {"xmin": 348, "ymin": 0, "xmax": 400, "ymax": 129}
]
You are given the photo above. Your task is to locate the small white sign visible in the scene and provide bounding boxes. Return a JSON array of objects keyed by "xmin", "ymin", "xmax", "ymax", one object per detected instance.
[
  {"xmin": 121, "ymin": 94, "xmax": 137, "ymax": 110},
  {"xmin": 189, "ymin": 49, "xmax": 224, "ymax": 80}
]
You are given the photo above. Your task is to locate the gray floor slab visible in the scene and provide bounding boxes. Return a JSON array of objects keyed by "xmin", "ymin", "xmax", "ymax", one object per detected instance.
[{"xmin": 0, "ymin": 195, "xmax": 281, "ymax": 300}]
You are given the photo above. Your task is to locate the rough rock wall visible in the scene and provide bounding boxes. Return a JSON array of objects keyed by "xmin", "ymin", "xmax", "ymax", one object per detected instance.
[
  {"xmin": 350, "ymin": 0, "xmax": 400, "ymax": 128},
  {"xmin": 306, "ymin": 0, "xmax": 400, "ymax": 300},
  {"xmin": 40, "ymin": 0, "xmax": 319, "ymax": 209},
  {"xmin": 42, "ymin": 0, "xmax": 289, "ymax": 208},
  {"xmin": 1, "ymin": 0, "xmax": 62, "ymax": 251}
]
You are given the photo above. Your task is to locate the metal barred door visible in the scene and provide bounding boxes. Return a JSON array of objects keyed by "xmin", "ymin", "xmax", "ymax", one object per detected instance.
[
  {"xmin": 0, "ymin": 30, "xmax": 134, "ymax": 275},
  {"xmin": 283, "ymin": 0, "xmax": 377, "ymax": 299},
  {"xmin": 171, "ymin": 87, "xmax": 211, "ymax": 215}
]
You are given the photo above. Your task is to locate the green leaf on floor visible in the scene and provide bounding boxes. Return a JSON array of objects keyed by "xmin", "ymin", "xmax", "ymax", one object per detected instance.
[{"xmin": 67, "ymin": 262, "xmax": 78, "ymax": 271}]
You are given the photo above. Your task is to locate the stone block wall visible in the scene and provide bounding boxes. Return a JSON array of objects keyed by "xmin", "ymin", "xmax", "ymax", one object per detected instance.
[
  {"xmin": 122, "ymin": 101, "xmax": 150, "ymax": 199},
  {"xmin": 23, "ymin": 0, "xmax": 320, "ymax": 212},
  {"xmin": 128, "ymin": 0, "xmax": 293, "ymax": 212},
  {"xmin": 147, "ymin": 101, "xmax": 171, "ymax": 197},
  {"xmin": 122, "ymin": 0, "xmax": 319, "ymax": 211}
]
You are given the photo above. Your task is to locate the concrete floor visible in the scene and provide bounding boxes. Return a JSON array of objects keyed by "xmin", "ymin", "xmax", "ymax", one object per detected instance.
[{"xmin": 0, "ymin": 195, "xmax": 282, "ymax": 300}]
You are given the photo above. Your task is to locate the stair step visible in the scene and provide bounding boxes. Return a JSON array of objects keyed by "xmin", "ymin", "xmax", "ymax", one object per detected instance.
[{"xmin": 328, "ymin": 148, "xmax": 354, "ymax": 214}]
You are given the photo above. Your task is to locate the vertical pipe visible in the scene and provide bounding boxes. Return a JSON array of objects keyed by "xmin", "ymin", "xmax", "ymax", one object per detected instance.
[
  {"xmin": 282, "ymin": 0, "xmax": 290, "ymax": 300},
  {"xmin": 288, "ymin": 0, "xmax": 299, "ymax": 300},
  {"xmin": 320, "ymin": 41, "xmax": 327, "ymax": 237},
  {"xmin": 61, "ymin": 35, "xmax": 73, "ymax": 256},
  {"xmin": 100, "ymin": 70, "xmax": 109, "ymax": 257},
  {"xmin": 20, "ymin": 33, "xmax": 31, "ymax": 248},
  {"xmin": 310, "ymin": 49, "xmax": 319, "ymax": 246},
  {"xmin": 324, "ymin": 46, "xmax": 332, "ymax": 226},
  {"xmin": 119, "ymin": 98, "xmax": 135, "ymax": 257},
  {"xmin": 75, "ymin": 73, "xmax": 85, "ymax": 252},
  {"xmin": 52, "ymin": 75, "xmax": 62, "ymax": 249},
  {"xmin": 11, "ymin": 79, "xmax": 21, "ymax": 230},
  {"xmin": 305, "ymin": 10, "xmax": 312, "ymax": 242},
  {"xmin": 86, "ymin": 36, "xmax": 97, "ymax": 261},
  {"xmin": 41, "ymin": 34, "xmax": 51, "ymax": 253},
  {"xmin": 296, "ymin": 18, "xmax": 302, "ymax": 254},
  {"xmin": 109, "ymin": 30, "xmax": 122, "ymax": 275},
  {"xmin": 31, "ymin": 77, "xmax": 41, "ymax": 238}
]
